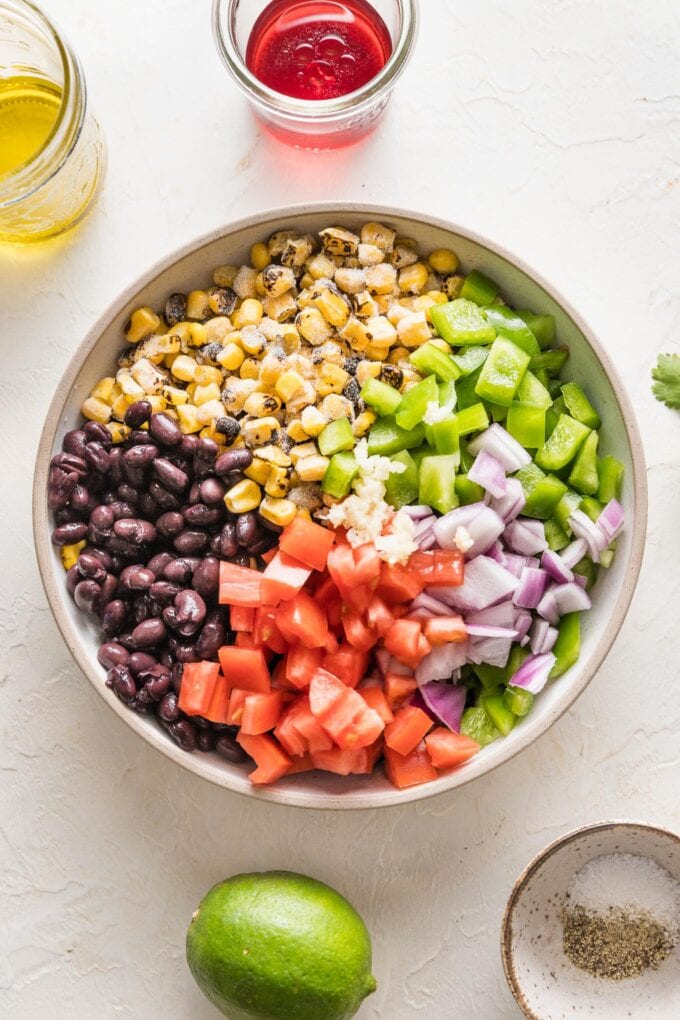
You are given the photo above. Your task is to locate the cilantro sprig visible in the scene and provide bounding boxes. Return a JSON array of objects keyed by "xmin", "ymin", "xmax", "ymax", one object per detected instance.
[{"xmin": 652, "ymin": 353, "xmax": 680, "ymax": 409}]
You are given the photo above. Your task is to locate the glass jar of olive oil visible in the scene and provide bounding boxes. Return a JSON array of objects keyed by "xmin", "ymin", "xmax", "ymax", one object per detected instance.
[{"xmin": 0, "ymin": 0, "xmax": 104, "ymax": 243}]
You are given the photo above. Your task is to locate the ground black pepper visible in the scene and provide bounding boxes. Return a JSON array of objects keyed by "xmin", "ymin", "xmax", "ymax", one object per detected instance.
[{"xmin": 561, "ymin": 903, "xmax": 675, "ymax": 980}]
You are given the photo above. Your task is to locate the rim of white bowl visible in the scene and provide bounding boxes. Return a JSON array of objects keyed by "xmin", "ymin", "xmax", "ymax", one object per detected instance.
[
  {"xmin": 32, "ymin": 202, "xmax": 648, "ymax": 810},
  {"xmin": 500, "ymin": 820, "xmax": 680, "ymax": 1018}
]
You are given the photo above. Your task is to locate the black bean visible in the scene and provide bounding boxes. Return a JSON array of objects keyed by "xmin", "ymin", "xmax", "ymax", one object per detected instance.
[
  {"xmin": 48, "ymin": 467, "xmax": 78, "ymax": 510},
  {"xmin": 147, "ymin": 551, "xmax": 175, "ymax": 576},
  {"xmin": 218, "ymin": 522, "xmax": 238, "ymax": 558},
  {"xmin": 74, "ymin": 579, "xmax": 101, "ymax": 613},
  {"xmin": 77, "ymin": 552, "xmax": 107, "ymax": 582},
  {"xmin": 158, "ymin": 690, "xmax": 181, "ymax": 723},
  {"xmin": 162, "ymin": 605, "xmax": 181, "ymax": 631},
  {"xmin": 70, "ymin": 484, "xmax": 91, "ymax": 511},
  {"xmin": 98, "ymin": 642, "xmax": 130, "ymax": 669},
  {"xmin": 156, "ymin": 511, "xmax": 185, "ymax": 538},
  {"xmin": 192, "ymin": 557, "xmax": 220, "ymax": 600},
  {"xmin": 175, "ymin": 589, "xmax": 206, "ymax": 636},
  {"xmin": 196, "ymin": 729, "xmax": 216, "ymax": 752},
  {"xmin": 250, "ymin": 537, "xmax": 272, "ymax": 556},
  {"xmin": 52, "ymin": 451, "xmax": 88, "ymax": 477},
  {"xmin": 215, "ymin": 732, "xmax": 246, "ymax": 763},
  {"xmin": 193, "ymin": 438, "xmax": 218, "ymax": 479},
  {"xmin": 101, "ymin": 599, "xmax": 126, "ymax": 637},
  {"xmin": 65, "ymin": 565, "xmax": 80, "ymax": 596},
  {"xmin": 153, "ymin": 458, "xmax": 189, "ymax": 493},
  {"xmin": 119, "ymin": 564, "xmax": 155, "ymax": 591},
  {"xmin": 235, "ymin": 512, "xmax": 258, "ymax": 547},
  {"xmin": 215, "ymin": 448, "xmax": 253, "ymax": 476},
  {"xmin": 124, "ymin": 400, "xmax": 152, "ymax": 428},
  {"xmin": 200, "ymin": 477, "xmax": 227, "ymax": 505},
  {"xmin": 163, "ymin": 558, "xmax": 197, "ymax": 585},
  {"xmin": 99, "ymin": 572, "xmax": 119, "ymax": 606},
  {"xmin": 132, "ymin": 618, "xmax": 166, "ymax": 648},
  {"xmin": 52, "ymin": 521, "xmax": 88, "ymax": 546},
  {"xmin": 84, "ymin": 421, "xmax": 112, "ymax": 446},
  {"xmin": 54, "ymin": 507, "xmax": 82, "ymax": 526},
  {"xmin": 123, "ymin": 443, "xmax": 158, "ymax": 469},
  {"xmin": 173, "ymin": 529, "xmax": 209, "ymax": 555},
  {"xmin": 195, "ymin": 612, "xmax": 226, "ymax": 659},
  {"xmin": 149, "ymin": 580, "xmax": 182, "ymax": 604},
  {"xmin": 139, "ymin": 493, "xmax": 159, "ymax": 519},
  {"xmin": 183, "ymin": 503, "xmax": 222, "ymax": 528},
  {"xmin": 114, "ymin": 518, "xmax": 156, "ymax": 544},
  {"xmin": 117, "ymin": 631, "xmax": 138, "ymax": 651},
  {"xmin": 187, "ymin": 481, "xmax": 202, "ymax": 506},
  {"xmin": 84, "ymin": 442, "xmax": 110, "ymax": 473},
  {"xmin": 116, "ymin": 482, "xmax": 141, "ymax": 505},
  {"xmin": 90, "ymin": 504, "xmax": 115, "ymax": 534},
  {"xmin": 169, "ymin": 719, "xmax": 197, "ymax": 752},
  {"xmin": 107, "ymin": 665, "xmax": 137, "ymax": 702},
  {"xmin": 168, "ymin": 637, "xmax": 199, "ymax": 662},
  {"xmin": 257, "ymin": 513, "xmax": 283, "ymax": 534},
  {"xmin": 133, "ymin": 595, "xmax": 154, "ymax": 624},
  {"xmin": 149, "ymin": 412, "xmax": 182, "ymax": 447},
  {"xmin": 109, "ymin": 500, "xmax": 137, "ymax": 521},
  {"xmin": 148, "ymin": 480, "xmax": 181, "ymax": 510},
  {"xmin": 106, "ymin": 536, "xmax": 142, "ymax": 561},
  {"xmin": 63, "ymin": 429, "xmax": 88, "ymax": 457},
  {"xmin": 138, "ymin": 664, "xmax": 171, "ymax": 701},
  {"xmin": 171, "ymin": 663, "xmax": 183, "ymax": 695},
  {"xmin": 214, "ymin": 416, "xmax": 240, "ymax": 442},
  {"xmin": 85, "ymin": 546, "xmax": 114, "ymax": 570},
  {"xmin": 178, "ymin": 435, "xmax": 199, "ymax": 459},
  {"xmin": 209, "ymin": 533, "xmax": 223, "ymax": 557},
  {"xmin": 108, "ymin": 448, "xmax": 123, "ymax": 485},
  {"xmin": 231, "ymin": 549, "xmax": 251, "ymax": 568},
  {"xmin": 129, "ymin": 651, "xmax": 157, "ymax": 676}
]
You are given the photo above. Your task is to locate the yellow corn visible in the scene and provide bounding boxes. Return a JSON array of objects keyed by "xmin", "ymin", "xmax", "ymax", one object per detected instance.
[
  {"xmin": 295, "ymin": 455, "xmax": 329, "ymax": 482},
  {"xmin": 313, "ymin": 287, "xmax": 350, "ymax": 328},
  {"xmin": 239, "ymin": 358, "xmax": 260, "ymax": 380},
  {"xmin": 124, "ymin": 306, "xmax": 160, "ymax": 343},
  {"xmin": 107, "ymin": 422, "xmax": 131, "ymax": 444},
  {"xmin": 284, "ymin": 380, "xmax": 316, "ymax": 415},
  {"xmin": 320, "ymin": 226, "xmax": 360, "ymax": 257},
  {"xmin": 289, "ymin": 441, "xmax": 319, "ymax": 465},
  {"xmin": 162, "ymin": 384, "xmax": 188, "ymax": 406},
  {"xmin": 340, "ymin": 316, "xmax": 371, "ymax": 352},
  {"xmin": 222, "ymin": 378, "xmax": 257, "ymax": 414},
  {"xmin": 257, "ymin": 444, "xmax": 292, "ymax": 468},
  {"xmin": 388, "ymin": 346, "xmax": 409, "ymax": 365},
  {"xmin": 60, "ymin": 541, "xmax": 86, "ymax": 570},
  {"xmin": 267, "ymin": 229, "xmax": 298, "ymax": 258},
  {"xmin": 147, "ymin": 395, "xmax": 168, "ymax": 414},
  {"xmin": 429, "ymin": 337, "xmax": 450, "ymax": 353},
  {"xmin": 360, "ymin": 221, "xmax": 396, "ymax": 252},
  {"xmin": 281, "ymin": 235, "xmax": 314, "ymax": 268},
  {"xmin": 217, "ymin": 343, "xmax": 245, "ymax": 372},
  {"xmin": 81, "ymin": 396, "xmax": 112, "ymax": 423},
  {"xmin": 261, "ymin": 264, "xmax": 296, "ymax": 297},
  {"xmin": 353, "ymin": 290, "xmax": 379, "ymax": 319},
  {"xmin": 197, "ymin": 399, "xmax": 225, "ymax": 425},
  {"xmin": 244, "ymin": 392, "xmax": 282, "ymax": 417},
  {"xmin": 194, "ymin": 365, "xmax": 223, "ymax": 387},
  {"xmin": 296, "ymin": 306, "xmax": 332, "ymax": 346},
  {"xmin": 255, "ymin": 272, "xmax": 266, "ymax": 297},
  {"xmin": 204, "ymin": 316, "xmax": 232, "ymax": 345},
  {"xmin": 244, "ymin": 458, "xmax": 272, "ymax": 485},
  {"xmin": 258, "ymin": 495, "xmax": 297, "ymax": 527},
  {"xmin": 426, "ymin": 289, "xmax": 449, "ymax": 305},
  {"xmin": 298, "ymin": 272, "xmax": 314, "ymax": 290},
  {"xmin": 232, "ymin": 298, "xmax": 264, "ymax": 329},
  {"xmin": 275, "ymin": 370, "xmax": 305, "ymax": 402},
  {"xmin": 250, "ymin": 242, "xmax": 270, "ymax": 271},
  {"xmin": 240, "ymin": 326, "xmax": 267, "ymax": 355},
  {"xmin": 193, "ymin": 382, "xmax": 221, "ymax": 406},
  {"xmin": 176, "ymin": 404, "xmax": 202, "ymax": 433},
  {"xmin": 262, "ymin": 291, "xmax": 298, "ymax": 322},
  {"xmin": 243, "ymin": 416, "xmax": 279, "ymax": 446},
  {"xmin": 199, "ymin": 425, "xmax": 226, "ymax": 445},
  {"xmin": 321, "ymin": 394, "xmax": 353, "ymax": 420},
  {"xmin": 356, "ymin": 360, "xmax": 381, "ymax": 386},
  {"xmin": 213, "ymin": 264, "xmax": 239, "ymax": 287},
  {"xmin": 286, "ymin": 419, "xmax": 308, "ymax": 443},
  {"xmin": 300, "ymin": 405, "xmax": 328, "ymax": 437},
  {"xmin": 259, "ymin": 351, "xmax": 286, "ymax": 388},
  {"xmin": 186, "ymin": 290, "xmax": 210, "ymax": 320},
  {"xmin": 397, "ymin": 311, "xmax": 431, "ymax": 348},
  {"xmin": 365, "ymin": 343, "xmax": 388, "ymax": 360},
  {"xmin": 224, "ymin": 479, "xmax": 262, "ymax": 513},
  {"xmin": 233, "ymin": 266, "xmax": 258, "ymax": 299},
  {"xmin": 306, "ymin": 252, "xmax": 336, "ymax": 280},
  {"xmin": 357, "ymin": 242, "xmax": 384, "ymax": 266},
  {"xmin": 316, "ymin": 362, "xmax": 350, "ymax": 397},
  {"xmin": 111, "ymin": 393, "xmax": 133, "ymax": 420},
  {"xmin": 443, "ymin": 274, "xmax": 465, "ymax": 300},
  {"xmin": 365, "ymin": 263, "xmax": 397, "ymax": 295},
  {"xmin": 130, "ymin": 358, "xmax": 166, "ymax": 393},
  {"xmin": 428, "ymin": 248, "xmax": 459, "ymax": 274},
  {"xmin": 91, "ymin": 376, "xmax": 116, "ymax": 403},
  {"xmin": 265, "ymin": 465, "xmax": 290, "ymax": 498},
  {"xmin": 365, "ymin": 315, "xmax": 398, "ymax": 349},
  {"xmin": 352, "ymin": 410, "xmax": 376, "ymax": 437},
  {"xmin": 398, "ymin": 262, "xmax": 429, "ymax": 294},
  {"xmin": 185, "ymin": 322, "xmax": 208, "ymax": 347},
  {"xmin": 171, "ymin": 354, "xmax": 197, "ymax": 382}
]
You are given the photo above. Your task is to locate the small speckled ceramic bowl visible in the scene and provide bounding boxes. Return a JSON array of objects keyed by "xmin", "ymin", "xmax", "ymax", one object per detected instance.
[{"xmin": 502, "ymin": 822, "xmax": 680, "ymax": 1019}]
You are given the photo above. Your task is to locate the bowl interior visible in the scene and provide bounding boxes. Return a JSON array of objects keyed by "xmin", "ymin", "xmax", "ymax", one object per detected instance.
[
  {"xmin": 502, "ymin": 824, "xmax": 680, "ymax": 1019},
  {"xmin": 33, "ymin": 204, "xmax": 647, "ymax": 808}
]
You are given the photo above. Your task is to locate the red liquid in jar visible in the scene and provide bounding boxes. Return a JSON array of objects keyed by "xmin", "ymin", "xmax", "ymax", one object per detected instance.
[{"xmin": 246, "ymin": 1, "xmax": 393, "ymax": 101}]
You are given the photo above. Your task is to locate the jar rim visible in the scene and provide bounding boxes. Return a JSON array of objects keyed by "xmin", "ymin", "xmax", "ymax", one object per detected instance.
[{"xmin": 211, "ymin": 0, "xmax": 419, "ymax": 119}]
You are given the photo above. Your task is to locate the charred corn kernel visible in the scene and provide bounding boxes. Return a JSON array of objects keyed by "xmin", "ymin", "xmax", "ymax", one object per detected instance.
[
  {"xmin": 81, "ymin": 396, "xmax": 112, "ymax": 422},
  {"xmin": 352, "ymin": 410, "xmax": 376, "ymax": 437},
  {"xmin": 295, "ymin": 506, "xmax": 313, "ymax": 522},
  {"xmin": 390, "ymin": 244, "xmax": 419, "ymax": 270},
  {"xmin": 60, "ymin": 541, "xmax": 86, "ymax": 570},
  {"xmin": 281, "ymin": 235, "xmax": 314, "ymax": 268},
  {"xmin": 233, "ymin": 266, "xmax": 258, "ymax": 299},
  {"xmin": 261, "ymin": 264, "xmax": 296, "ymax": 297},
  {"xmin": 300, "ymin": 405, "xmax": 328, "ymax": 436},
  {"xmin": 186, "ymin": 381, "xmax": 197, "ymax": 401},
  {"xmin": 427, "ymin": 289, "xmax": 449, "ymax": 305},
  {"xmin": 365, "ymin": 315, "xmax": 398, "ymax": 349},
  {"xmin": 244, "ymin": 457, "xmax": 271, "ymax": 485},
  {"xmin": 250, "ymin": 242, "xmax": 270, "ymax": 270},
  {"xmin": 224, "ymin": 478, "xmax": 262, "ymax": 513},
  {"xmin": 204, "ymin": 316, "xmax": 232, "ymax": 343},
  {"xmin": 239, "ymin": 358, "xmax": 260, "ymax": 380},
  {"xmin": 265, "ymin": 465, "xmax": 290, "ymax": 498},
  {"xmin": 365, "ymin": 263, "xmax": 397, "ymax": 295},
  {"xmin": 428, "ymin": 248, "xmax": 459, "ymax": 274},
  {"xmin": 295, "ymin": 454, "xmax": 329, "ymax": 482},
  {"xmin": 320, "ymin": 226, "xmax": 359, "ymax": 257},
  {"xmin": 268, "ymin": 229, "xmax": 298, "ymax": 258},
  {"xmin": 429, "ymin": 337, "xmax": 450, "ymax": 353},
  {"xmin": 130, "ymin": 358, "xmax": 166, "ymax": 393},
  {"xmin": 398, "ymin": 262, "xmax": 429, "ymax": 294},
  {"xmin": 194, "ymin": 382, "xmax": 221, "ymax": 406},
  {"xmin": 340, "ymin": 316, "xmax": 371, "ymax": 352},
  {"xmin": 243, "ymin": 416, "xmax": 279, "ymax": 446},
  {"xmin": 443, "ymin": 274, "xmax": 465, "ymax": 299},
  {"xmin": 397, "ymin": 311, "xmax": 431, "ymax": 347},
  {"xmin": 171, "ymin": 354, "xmax": 197, "ymax": 382},
  {"xmin": 107, "ymin": 422, "xmax": 131, "ymax": 444},
  {"xmin": 306, "ymin": 252, "xmax": 336, "ymax": 280},
  {"xmin": 244, "ymin": 392, "xmax": 281, "ymax": 417},
  {"xmin": 365, "ymin": 343, "xmax": 389, "ymax": 360},
  {"xmin": 296, "ymin": 306, "xmax": 332, "ymax": 346},
  {"xmin": 116, "ymin": 370, "xmax": 145, "ymax": 398},
  {"xmin": 290, "ymin": 441, "xmax": 319, "ymax": 464},
  {"xmin": 255, "ymin": 273, "xmax": 266, "ymax": 297},
  {"xmin": 313, "ymin": 287, "xmax": 350, "ymax": 328},
  {"xmin": 321, "ymin": 394, "xmax": 353, "ymax": 420},
  {"xmin": 275, "ymin": 370, "xmax": 305, "ymax": 402},
  {"xmin": 288, "ymin": 352, "xmax": 314, "ymax": 377},
  {"xmin": 147, "ymin": 395, "xmax": 168, "ymax": 414},
  {"xmin": 111, "ymin": 393, "xmax": 133, "ymax": 420},
  {"xmin": 387, "ymin": 302, "xmax": 412, "ymax": 326},
  {"xmin": 334, "ymin": 267, "xmax": 366, "ymax": 294},
  {"xmin": 258, "ymin": 445, "xmax": 292, "ymax": 468},
  {"xmin": 279, "ymin": 323, "xmax": 301, "ymax": 354},
  {"xmin": 222, "ymin": 378, "xmax": 257, "ymax": 414},
  {"xmin": 194, "ymin": 365, "xmax": 223, "ymax": 387},
  {"xmin": 317, "ymin": 363, "xmax": 350, "ymax": 397},
  {"xmin": 373, "ymin": 293, "xmax": 391, "ymax": 315},
  {"xmin": 411, "ymin": 295, "xmax": 438, "ymax": 321},
  {"xmin": 356, "ymin": 360, "xmax": 381, "ymax": 386},
  {"xmin": 285, "ymin": 380, "xmax": 316, "ymax": 415},
  {"xmin": 388, "ymin": 346, "xmax": 410, "ymax": 365},
  {"xmin": 183, "ymin": 322, "xmax": 208, "ymax": 347},
  {"xmin": 259, "ymin": 351, "xmax": 286, "ymax": 388},
  {"xmin": 299, "ymin": 272, "xmax": 314, "ymax": 289},
  {"xmin": 286, "ymin": 419, "xmax": 308, "ymax": 442},
  {"xmin": 258, "ymin": 495, "xmax": 296, "ymax": 527},
  {"xmin": 357, "ymin": 243, "xmax": 384, "ymax": 267},
  {"xmin": 217, "ymin": 343, "xmax": 245, "ymax": 372},
  {"xmin": 91, "ymin": 376, "xmax": 116, "ymax": 403},
  {"xmin": 197, "ymin": 399, "xmax": 225, "ymax": 425},
  {"xmin": 353, "ymin": 290, "xmax": 379, "ymax": 319},
  {"xmin": 360, "ymin": 221, "xmax": 396, "ymax": 252},
  {"xmin": 200, "ymin": 425, "xmax": 226, "ymax": 445},
  {"xmin": 237, "ymin": 327, "xmax": 265, "ymax": 357},
  {"xmin": 262, "ymin": 290, "xmax": 297, "ymax": 322},
  {"xmin": 232, "ymin": 298, "xmax": 264, "ymax": 329},
  {"xmin": 186, "ymin": 290, "xmax": 210, "ymax": 320},
  {"xmin": 176, "ymin": 404, "xmax": 202, "ymax": 433},
  {"xmin": 213, "ymin": 264, "xmax": 238, "ymax": 288},
  {"xmin": 124, "ymin": 306, "xmax": 160, "ymax": 343}
]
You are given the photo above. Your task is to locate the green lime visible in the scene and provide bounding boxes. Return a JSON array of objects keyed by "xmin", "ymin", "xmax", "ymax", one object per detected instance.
[{"xmin": 186, "ymin": 870, "xmax": 377, "ymax": 1020}]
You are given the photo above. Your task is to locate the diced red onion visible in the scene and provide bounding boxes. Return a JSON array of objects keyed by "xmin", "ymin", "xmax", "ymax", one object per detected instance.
[
  {"xmin": 411, "ymin": 591, "xmax": 453, "ymax": 616},
  {"xmin": 401, "ymin": 504, "xmax": 434, "ymax": 520},
  {"xmin": 504, "ymin": 518, "xmax": 548, "ymax": 556},
  {"xmin": 416, "ymin": 529, "xmax": 437, "ymax": 550},
  {"xmin": 597, "ymin": 499, "xmax": 624, "ymax": 542},
  {"xmin": 573, "ymin": 573, "xmax": 587, "ymax": 589},
  {"xmin": 387, "ymin": 656, "xmax": 413, "ymax": 677},
  {"xmin": 568, "ymin": 510, "xmax": 608, "ymax": 562},
  {"xmin": 414, "ymin": 515, "xmax": 437, "ymax": 537},
  {"xmin": 529, "ymin": 618, "xmax": 558, "ymax": 655},
  {"xmin": 508, "ymin": 652, "xmax": 556, "ymax": 694},
  {"xmin": 513, "ymin": 566, "xmax": 549, "ymax": 609},
  {"xmin": 406, "ymin": 607, "xmax": 435, "ymax": 622},
  {"xmin": 434, "ymin": 555, "xmax": 519, "ymax": 612},
  {"xmin": 466, "ymin": 624, "xmax": 518, "ymax": 639},
  {"xmin": 433, "ymin": 503, "xmax": 486, "ymax": 548},
  {"xmin": 552, "ymin": 581, "xmax": 592, "ymax": 615},
  {"xmin": 560, "ymin": 538, "xmax": 588, "ymax": 569},
  {"xmin": 514, "ymin": 610, "xmax": 533, "ymax": 641},
  {"xmin": 418, "ymin": 681, "xmax": 467, "ymax": 732},
  {"xmin": 541, "ymin": 549, "xmax": 574, "ymax": 584},
  {"xmin": 487, "ymin": 540, "xmax": 505, "ymax": 563},
  {"xmin": 468, "ymin": 424, "xmax": 532, "ymax": 473},
  {"xmin": 468, "ymin": 449, "xmax": 508, "ymax": 498},
  {"xmin": 470, "ymin": 635, "xmax": 514, "ymax": 668},
  {"xmin": 416, "ymin": 642, "xmax": 468, "ymax": 684},
  {"xmin": 466, "ymin": 601, "xmax": 516, "ymax": 628},
  {"xmin": 463, "ymin": 507, "xmax": 506, "ymax": 558},
  {"xmin": 503, "ymin": 552, "xmax": 530, "ymax": 578},
  {"xmin": 536, "ymin": 589, "xmax": 560, "ymax": 625},
  {"xmin": 408, "ymin": 688, "xmax": 439, "ymax": 722},
  {"xmin": 489, "ymin": 477, "xmax": 526, "ymax": 523}
]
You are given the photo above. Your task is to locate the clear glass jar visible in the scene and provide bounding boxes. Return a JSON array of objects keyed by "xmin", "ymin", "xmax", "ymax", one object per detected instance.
[
  {"xmin": 0, "ymin": 0, "xmax": 104, "ymax": 243},
  {"xmin": 212, "ymin": 0, "xmax": 418, "ymax": 149}
]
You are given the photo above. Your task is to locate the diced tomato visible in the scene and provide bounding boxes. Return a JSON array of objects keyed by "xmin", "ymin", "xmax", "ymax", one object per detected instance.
[
  {"xmin": 274, "ymin": 704, "xmax": 308, "ymax": 756},
  {"xmin": 229, "ymin": 605, "xmax": 255, "ymax": 632},
  {"xmin": 237, "ymin": 732, "xmax": 292, "ymax": 785},
  {"xmin": 261, "ymin": 550, "xmax": 312, "ymax": 606},
  {"xmin": 252, "ymin": 606, "xmax": 287, "ymax": 654},
  {"xmin": 309, "ymin": 669, "xmax": 384, "ymax": 750},
  {"xmin": 240, "ymin": 691, "xmax": 284, "ymax": 735},
  {"xmin": 324, "ymin": 631, "xmax": 339, "ymax": 654},
  {"xmin": 325, "ymin": 600, "xmax": 343, "ymax": 631},
  {"xmin": 218, "ymin": 646, "xmax": 271, "ymax": 693},
  {"xmin": 365, "ymin": 594, "xmax": 393, "ymax": 636},
  {"xmin": 286, "ymin": 645, "xmax": 323, "ymax": 690},
  {"xmin": 279, "ymin": 516, "xmax": 335, "ymax": 572},
  {"xmin": 177, "ymin": 661, "xmax": 220, "ymax": 716},
  {"xmin": 384, "ymin": 671, "xmax": 417, "ymax": 706},
  {"xmin": 341, "ymin": 608, "xmax": 377, "ymax": 653},
  {"xmin": 383, "ymin": 741, "xmax": 438, "ymax": 789},
  {"xmin": 358, "ymin": 685, "xmax": 394, "ymax": 724},
  {"xmin": 218, "ymin": 562, "xmax": 262, "ymax": 607},
  {"xmin": 425, "ymin": 727, "xmax": 481, "ymax": 770},
  {"xmin": 271, "ymin": 657, "xmax": 294, "ymax": 690},
  {"xmin": 385, "ymin": 705, "xmax": 433, "ymax": 757},
  {"xmin": 384, "ymin": 618, "xmax": 428, "ymax": 669},
  {"xmin": 204, "ymin": 673, "xmax": 230, "ymax": 724},
  {"xmin": 424, "ymin": 615, "xmax": 467, "ymax": 646},
  {"xmin": 376, "ymin": 561, "xmax": 424, "ymax": 603},
  {"xmin": 351, "ymin": 543, "xmax": 382, "ymax": 586},
  {"xmin": 226, "ymin": 687, "xmax": 249, "ymax": 726},
  {"xmin": 415, "ymin": 633, "xmax": 432, "ymax": 663},
  {"xmin": 287, "ymin": 752, "xmax": 315, "ymax": 774},
  {"xmin": 275, "ymin": 591, "xmax": 328, "ymax": 649},
  {"xmin": 288, "ymin": 696, "xmax": 333, "ymax": 752},
  {"xmin": 260, "ymin": 547, "xmax": 277, "ymax": 564},
  {"xmin": 326, "ymin": 542, "xmax": 356, "ymax": 596},
  {"xmin": 310, "ymin": 740, "xmax": 381, "ymax": 776},
  {"xmin": 408, "ymin": 549, "xmax": 464, "ymax": 587},
  {"xmin": 314, "ymin": 574, "xmax": 338, "ymax": 604},
  {"xmin": 322, "ymin": 642, "xmax": 369, "ymax": 689}
]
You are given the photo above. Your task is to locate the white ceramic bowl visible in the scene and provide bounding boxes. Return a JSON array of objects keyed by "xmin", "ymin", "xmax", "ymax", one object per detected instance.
[
  {"xmin": 33, "ymin": 203, "xmax": 647, "ymax": 809},
  {"xmin": 501, "ymin": 822, "xmax": 680, "ymax": 1019}
]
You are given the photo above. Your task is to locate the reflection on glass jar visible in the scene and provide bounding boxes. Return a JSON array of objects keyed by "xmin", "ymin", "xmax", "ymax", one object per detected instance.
[{"xmin": 0, "ymin": 0, "xmax": 104, "ymax": 243}]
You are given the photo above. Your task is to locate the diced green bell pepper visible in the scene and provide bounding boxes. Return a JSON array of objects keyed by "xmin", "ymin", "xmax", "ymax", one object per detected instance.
[
  {"xmin": 503, "ymin": 686, "xmax": 534, "ymax": 717},
  {"xmin": 360, "ymin": 377, "xmax": 402, "ymax": 417},
  {"xmin": 410, "ymin": 444, "xmax": 437, "ymax": 468},
  {"xmin": 574, "ymin": 557, "xmax": 598, "ymax": 589},
  {"xmin": 452, "ymin": 345, "xmax": 489, "ymax": 376},
  {"xmin": 597, "ymin": 455, "xmax": 624, "ymax": 504},
  {"xmin": 318, "ymin": 417, "xmax": 355, "ymax": 456},
  {"xmin": 430, "ymin": 298, "xmax": 497, "ymax": 346},
  {"xmin": 544, "ymin": 516, "xmax": 570, "ymax": 550},
  {"xmin": 475, "ymin": 337, "xmax": 531, "ymax": 407},
  {"xmin": 384, "ymin": 451, "xmax": 419, "ymax": 509},
  {"xmin": 535, "ymin": 414, "xmax": 590, "ymax": 471},
  {"xmin": 367, "ymin": 416, "xmax": 425, "ymax": 457},
  {"xmin": 568, "ymin": 430, "xmax": 599, "ymax": 495},
  {"xmin": 418, "ymin": 454, "xmax": 458, "ymax": 514},
  {"xmin": 507, "ymin": 402, "xmax": 546, "ymax": 448},
  {"xmin": 456, "ymin": 366, "xmax": 484, "ymax": 409},
  {"xmin": 550, "ymin": 612, "xmax": 580, "ymax": 678},
  {"xmin": 455, "ymin": 403, "xmax": 490, "ymax": 436},
  {"xmin": 409, "ymin": 341, "xmax": 461, "ymax": 382},
  {"xmin": 554, "ymin": 490, "xmax": 582, "ymax": 532},
  {"xmin": 523, "ymin": 474, "xmax": 568, "ymax": 519},
  {"xmin": 455, "ymin": 473, "xmax": 485, "ymax": 505},
  {"xmin": 516, "ymin": 461, "xmax": 544, "ymax": 492},
  {"xmin": 580, "ymin": 495, "xmax": 604, "ymax": 522},
  {"xmin": 517, "ymin": 370, "xmax": 552, "ymax": 409},
  {"xmin": 395, "ymin": 374, "xmax": 439, "ymax": 431},
  {"xmin": 438, "ymin": 380, "xmax": 457, "ymax": 411},
  {"xmin": 322, "ymin": 451, "xmax": 358, "ymax": 498},
  {"xmin": 482, "ymin": 694, "xmax": 517, "ymax": 736},
  {"xmin": 517, "ymin": 310, "xmax": 556, "ymax": 349},
  {"xmin": 545, "ymin": 396, "xmax": 566, "ymax": 438},
  {"xmin": 561, "ymin": 381, "xmax": 601, "ymax": 429},
  {"xmin": 431, "ymin": 416, "xmax": 460, "ymax": 455},
  {"xmin": 505, "ymin": 645, "xmax": 529, "ymax": 683},
  {"xmin": 473, "ymin": 663, "xmax": 507, "ymax": 688},
  {"xmin": 458, "ymin": 440, "xmax": 473, "ymax": 473},
  {"xmin": 484, "ymin": 306, "xmax": 541, "ymax": 356},
  {"xmin": 460, "ymin": 706, "xmax": 500, "ymax": 746},
  {"xmin": 459, "ymin": 269, "xmax": 500, "ymax": 306},
  {"xmin": 490, "ymin": 402, "xmax": 508, "ymax": 422},
  {"xmin": 530, "ymin": 347, "xmax": 569, "ymax": 376},
  {"xmin": 600, "ymin": 545, "xmax": 616, "ymax": 568}
]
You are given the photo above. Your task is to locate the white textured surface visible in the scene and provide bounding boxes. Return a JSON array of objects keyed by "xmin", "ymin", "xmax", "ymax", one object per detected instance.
[{"xmin": 1, "ymin": 1, "xmax": 679, "ymax": 1016}]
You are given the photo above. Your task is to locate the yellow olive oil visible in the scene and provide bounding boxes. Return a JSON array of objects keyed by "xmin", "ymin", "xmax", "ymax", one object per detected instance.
[{"xmin": 0, "ymin": 75, "xmax": 62, "ymax": 177}]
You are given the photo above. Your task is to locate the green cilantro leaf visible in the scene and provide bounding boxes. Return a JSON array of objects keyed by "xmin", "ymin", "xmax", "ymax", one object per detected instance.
[{"xmin": 651, "ymin": 353, "xmax": 680, "ymax": 409}]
